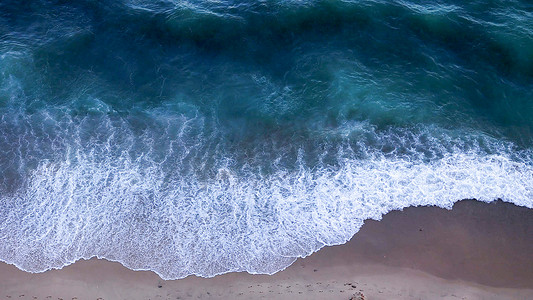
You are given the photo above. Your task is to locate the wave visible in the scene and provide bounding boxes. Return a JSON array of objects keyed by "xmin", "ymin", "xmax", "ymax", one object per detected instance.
[
  {"xmin": 0, "ymin": 122, "xmax": 531, "ymax": 279},
  {"xmin": 0, "ymin": 0, "xmax": 532, "ymax": 280}
]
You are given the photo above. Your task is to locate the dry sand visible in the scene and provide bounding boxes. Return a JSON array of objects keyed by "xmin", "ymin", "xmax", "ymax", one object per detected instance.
[{"xmin": 1, "ymin": 200, "xmax": 532, "ymax": 299}]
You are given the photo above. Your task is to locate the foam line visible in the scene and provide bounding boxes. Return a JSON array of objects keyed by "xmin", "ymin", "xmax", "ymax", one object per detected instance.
[{"xmin": 0, "ymin": 148, "xmax": 531, "ymax": 279}]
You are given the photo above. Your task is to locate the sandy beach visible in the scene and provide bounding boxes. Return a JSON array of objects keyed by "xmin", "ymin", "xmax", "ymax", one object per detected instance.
[{"xmin": 1, "ymin": 200, "xmax": 532, "ymax": 299}]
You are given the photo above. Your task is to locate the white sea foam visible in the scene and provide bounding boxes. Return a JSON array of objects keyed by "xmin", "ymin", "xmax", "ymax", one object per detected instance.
[{"xmin": 0, "ymin": 145, "xmax": 531, "ymax": 279}]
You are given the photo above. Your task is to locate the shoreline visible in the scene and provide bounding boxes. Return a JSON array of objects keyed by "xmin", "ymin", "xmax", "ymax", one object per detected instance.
[{"xmin": 1, "ymin": 200, "xmax": 532, "ymax": 299}]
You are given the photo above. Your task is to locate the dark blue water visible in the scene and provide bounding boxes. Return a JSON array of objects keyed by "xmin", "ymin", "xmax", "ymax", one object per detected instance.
[{"xmin": 0, "ymin": 0, "xmax": 532, "ymax": 279}]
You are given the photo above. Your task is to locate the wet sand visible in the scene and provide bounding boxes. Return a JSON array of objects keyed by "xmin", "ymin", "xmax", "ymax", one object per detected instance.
[{"xmin": 1, "ymin": 200, "xmax": 532, "ymax": 299}]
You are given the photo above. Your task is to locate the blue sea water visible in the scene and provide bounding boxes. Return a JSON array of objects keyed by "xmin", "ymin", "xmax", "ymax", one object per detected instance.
[{"xmin": 0, "ymin": 0, "xmax": 532, "ymax": 279}]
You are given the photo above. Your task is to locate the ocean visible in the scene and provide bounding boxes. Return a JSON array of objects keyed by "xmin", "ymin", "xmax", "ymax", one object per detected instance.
[{"xmin": 0, "ymin": 0, "xmax": 532, "ymax": 279}]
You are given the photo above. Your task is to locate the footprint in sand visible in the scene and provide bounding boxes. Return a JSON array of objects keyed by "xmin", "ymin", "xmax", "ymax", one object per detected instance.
[{"xmin": 349, "ymin": 291, "xmax": 365, "ymax": 300}]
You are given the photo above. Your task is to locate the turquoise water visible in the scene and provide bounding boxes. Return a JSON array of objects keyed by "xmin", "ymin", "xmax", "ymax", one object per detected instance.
[{"xmin": 0, "ymin": 0, "xmax": 532, "ymax": 279}]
